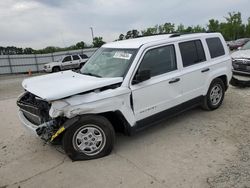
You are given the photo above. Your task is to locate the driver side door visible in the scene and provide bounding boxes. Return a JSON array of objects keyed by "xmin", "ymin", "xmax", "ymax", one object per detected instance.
[
  {"xmin": 130, "ymin": 44, "xmax": 182, "ymax": 122},
  {"xmin": 61, "ymin": 55, "xmax": 73, "ymax": 70}
]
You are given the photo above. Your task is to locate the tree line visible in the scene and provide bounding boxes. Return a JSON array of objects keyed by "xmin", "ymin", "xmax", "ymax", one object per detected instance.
[
  {"xmin": 0, "ymin": 37, "xmax": 105, "ymax": 55},
  {"xmin": 118, "ymin": 12, "xmax": 250, "ymax": 41},
  {"xmin": 1, "ymin": 11, "xmax": 250, "ymax": 55}
]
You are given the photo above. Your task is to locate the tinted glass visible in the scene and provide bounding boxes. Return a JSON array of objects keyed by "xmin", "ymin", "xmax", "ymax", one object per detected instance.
[
  {"xmin": 138, "ymin": 45, "xmax": 177, "ymax": 77},
  {"xmin": 80, "ymin": 54, "xmax": 88, "ymax": 59},
  {"xmin": 206, "ymin": 37, "xmax": 225, "ymax": 58},
  {"xmin": 62, "ymin": 56, "xmax": 72, "ymax": 62},
  {"xmin": 179, "ymin": 40, "xmax": 206, "ymax": 67},
  {"xmin": 73, "ymin": 55, "xmax": 80, "ymax": 60}
]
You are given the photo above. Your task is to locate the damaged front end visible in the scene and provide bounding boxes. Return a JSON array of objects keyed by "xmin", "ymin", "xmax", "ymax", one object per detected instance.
[{"xmin": 17, "ymin": 92, "xmax": 66, "ymax": 142}]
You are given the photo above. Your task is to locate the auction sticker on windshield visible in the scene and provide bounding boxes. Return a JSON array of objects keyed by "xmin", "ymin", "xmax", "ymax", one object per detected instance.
[{"xmin": 113, "ymin": 51, "xmax": 132, "ymax": 60}]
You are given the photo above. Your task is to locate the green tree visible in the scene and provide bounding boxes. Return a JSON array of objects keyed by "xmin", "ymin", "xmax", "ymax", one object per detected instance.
[
  {"xmin": 224, "ymin": 12, "xmax": 243, "ymax": 40},
  {"xmin": 23, "ymin": 48, "xmax": 34, "ymax": 54},
  {"xmin": 176, "ymin": 24, "xmax": 185, "ymax": 33},
  {"xmin": 76, "ymin": 41, "xmax": 85, "ymax": 49},
  {"xmin": 141, "ymin": 26, "xmax": 158, "ymax": 36},
  {"xmin": 246, "ymin": 17, "xmax": 250, "ymax": 37},
  {"xmin": 93, "ymin": 37, "xmax": 105, "ymax": 47},
  {"xmin": 163, "ymin": 22, "xmax": 175, "ymax": 33},
  {"xmin": 207, "ymin": 19, "xmax": 220, "ymax": 32},
  {"xmin": 192, "ymin": 25, "xmax": 206, "ymax": 33},
  {"xmin": 118, "ymin": 34, "xmax": 125, "ymax": 40}
]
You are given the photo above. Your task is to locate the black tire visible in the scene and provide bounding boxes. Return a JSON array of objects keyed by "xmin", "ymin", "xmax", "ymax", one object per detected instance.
[
  {"xmin": 201, "ymin": 78, "xmax": 225, "ymax": 111},
  {"xmin": 79, "ymin": 63, "xmax": 85, "ymax": 69},
  {"xmin": 62, "ymin": 115, "xmax": 115, "ymax": 161},
  {"xmin": 52, "ymin": 66, "xmax": 60, "ymax": 72}
]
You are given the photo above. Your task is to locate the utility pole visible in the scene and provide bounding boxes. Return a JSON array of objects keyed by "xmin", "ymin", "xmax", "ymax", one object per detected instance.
[{"xmin": 90, "ymin": 27, "xmax": 94, "ymax": 43}]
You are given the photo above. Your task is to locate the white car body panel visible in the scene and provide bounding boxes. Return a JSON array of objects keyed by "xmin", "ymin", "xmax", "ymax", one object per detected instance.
[
  {"xmin": 22, "ymin": 70, "xmax": 123, "ymax": 101},
  {"xmin": 43, "ymin": 55, "xmax": 88, "ymax": 73},
  {"xmin": 18, "ymin": 32, "xmax": 232, "ymax": 134}
]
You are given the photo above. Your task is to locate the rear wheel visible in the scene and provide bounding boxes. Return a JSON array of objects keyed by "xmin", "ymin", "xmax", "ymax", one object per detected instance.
[
  {"xmin": 202, "ymin": 78, "xmax": 225, "ymax": 110},
  {"xmin": 62, "ymin": 115, "xmax": 115, "ymax": 161}
]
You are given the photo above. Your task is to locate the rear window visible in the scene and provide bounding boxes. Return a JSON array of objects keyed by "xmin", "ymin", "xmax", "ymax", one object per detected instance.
[
  {"xmin": 206, "ymin": 37, "xmax": 225, "ymax": 58},
  {"xmin": 80, "ymin": 54, "xmax": 88, "ymax": 59},
  {"xmin": 179, "ymin": 40, "xmax": 206, "ymax": 67},
  {"xmin": 72, "ymin": 55, "xmax": 80, "ymax": 60}
]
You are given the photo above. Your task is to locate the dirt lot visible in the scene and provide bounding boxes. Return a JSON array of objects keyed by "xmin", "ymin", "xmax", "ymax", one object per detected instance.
[{"xmin": 0, "ymin": 74, "xmax": 250, "ymax": 188}]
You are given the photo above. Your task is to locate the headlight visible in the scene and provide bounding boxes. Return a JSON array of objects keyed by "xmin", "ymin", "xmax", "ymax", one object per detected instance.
[{"xmin": 49, "ymin": 101, "xmax": 69, "ymax": 118}]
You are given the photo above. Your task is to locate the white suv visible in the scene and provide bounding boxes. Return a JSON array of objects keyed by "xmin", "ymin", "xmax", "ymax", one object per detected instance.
[
  {"xmin": 43, "ymin": 54, "xmax": 89, "ymax": 73},
  {"xmin": 17, "ymin": 33, "xmax": 232, "ymax": 160}
]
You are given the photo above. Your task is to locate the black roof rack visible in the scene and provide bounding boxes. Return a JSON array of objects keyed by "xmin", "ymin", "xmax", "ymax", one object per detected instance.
[
  {"xmin": 169, "ymin": 33, "xmax": 181, "ymax": 38},
  {"xmin": 169, "ymin": 32, "xmax": 212, "ymax": 38}
]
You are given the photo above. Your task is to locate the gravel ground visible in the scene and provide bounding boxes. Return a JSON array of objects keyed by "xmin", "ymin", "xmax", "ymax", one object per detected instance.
[{"xmin": 0, "ymin": 74, "xmax": 249, "ymax": 188}]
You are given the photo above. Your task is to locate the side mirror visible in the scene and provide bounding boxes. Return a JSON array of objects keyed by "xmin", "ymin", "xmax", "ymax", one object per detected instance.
[{"xmin": 132, "ymin": 70, "xmax": 151, "ymax": 84}]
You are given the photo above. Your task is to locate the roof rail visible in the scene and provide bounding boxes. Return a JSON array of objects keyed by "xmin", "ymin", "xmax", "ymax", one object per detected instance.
[
  {"xmin": 169, "ymin": 33, "xmax": 181, "ymax": 38},
  {"xmin": 169, "ymin": 32, "xmax": 213, "ymax": 38}
]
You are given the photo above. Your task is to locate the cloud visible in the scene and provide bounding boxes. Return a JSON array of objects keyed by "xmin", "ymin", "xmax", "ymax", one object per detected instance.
[{"xmin": 0, "ymin": 0, "xmax": 249, "ymax": 49}]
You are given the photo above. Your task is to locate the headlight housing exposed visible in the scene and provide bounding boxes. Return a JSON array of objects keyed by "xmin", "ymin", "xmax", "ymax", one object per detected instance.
[{"xmin": 49, "ymin": 100, "xmax": 69, "ymax": 118}]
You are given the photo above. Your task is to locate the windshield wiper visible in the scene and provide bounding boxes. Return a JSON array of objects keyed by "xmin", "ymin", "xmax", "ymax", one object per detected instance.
[{"xmin": 82, "ymin": 72, "xmax": 102, "ymax": 78}]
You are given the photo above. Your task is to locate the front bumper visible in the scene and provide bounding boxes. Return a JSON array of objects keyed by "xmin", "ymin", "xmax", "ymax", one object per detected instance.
[
  {"xmin": 43, "ymin": 68, "xmax": 52, "ymax": 73},
  {"xmin": 18, "ymin": 110, "xmax": 40, "ymax": 135},
  {"xmin": 232, "ymin": 69, "xmax": 250, "ymax": 76}
]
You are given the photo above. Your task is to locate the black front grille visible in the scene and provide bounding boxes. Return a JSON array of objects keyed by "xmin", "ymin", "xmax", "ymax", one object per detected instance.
[
  {"xmin": 17, "ymin": 92, "xmax": 51, "ymax": 125},
  {"xmin": 234, "ymin": 59, "xmax": 250, "ymax": 66}
]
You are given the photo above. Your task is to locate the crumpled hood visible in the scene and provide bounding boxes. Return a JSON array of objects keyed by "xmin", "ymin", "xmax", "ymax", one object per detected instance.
[
  {"xmin": 22, "ymin": 70, "xmax": 123, "ymax": 101},
  {"xmin": 231, "ymin": 49, "xmax": 250, "ymax": 59}
]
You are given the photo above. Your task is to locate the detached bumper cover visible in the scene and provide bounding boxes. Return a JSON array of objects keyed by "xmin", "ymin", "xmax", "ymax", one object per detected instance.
[
  {"xmin": 18, "ymin": 110, "xmax": 39, "ymax": 135},
  {"xmin": 230, "ymin": 76, "xmax": 250, "ymax": 87}
]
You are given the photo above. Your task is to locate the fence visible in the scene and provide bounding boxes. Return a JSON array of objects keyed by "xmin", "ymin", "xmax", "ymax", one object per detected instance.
[{"xmin": 0, "ymin": 48, "xmax": 97, "ymax": 75}]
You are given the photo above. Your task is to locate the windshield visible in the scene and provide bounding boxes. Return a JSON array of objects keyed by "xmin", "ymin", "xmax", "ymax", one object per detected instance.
[
  {"xmin": 241, "ymin": 41, "xmax": 250, "ymax": 50},
  {"xmin": 80, "ymin": 48, "xmax": 137, "ymax": 78}
]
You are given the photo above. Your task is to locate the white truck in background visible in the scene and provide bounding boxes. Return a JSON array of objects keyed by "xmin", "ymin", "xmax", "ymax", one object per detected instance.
[{"xmin": 43, "ymin": 54, "xmax": 89, "ymax": 72}]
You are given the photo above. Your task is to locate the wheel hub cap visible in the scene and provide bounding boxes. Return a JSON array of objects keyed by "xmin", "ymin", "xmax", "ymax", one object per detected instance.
[
  {"xmin": 210, "ymin": 84, "xmax": 222, "ymax": 106},
  {"xmin": 73, "ymin": 125, "xmax": 106, "ymax": 156}
]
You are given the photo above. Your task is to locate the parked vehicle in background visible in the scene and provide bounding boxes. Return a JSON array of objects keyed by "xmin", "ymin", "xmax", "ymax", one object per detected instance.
[
  {"xmin": 230, "ymin": 41, "xmax": 250, "ymax": 87},
  {"xmin": 228, "ymin": 38, "xmax": 250, "ymax": 51},
  {"xmin": 17, "ymin": 33, "xmax": 232, "ymax": 160},
  {"xmin": 43, "ymin": 54, "xmax": 89, "ymax": 73}
]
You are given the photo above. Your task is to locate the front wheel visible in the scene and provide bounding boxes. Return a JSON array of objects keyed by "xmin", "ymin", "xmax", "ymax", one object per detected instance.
[
  {"xmin": 201, "ymin": 78, "xmax": 225, "ymax": 110},
  {"xmin": 52, "ymin": 66, "xmax": 60, "ymax": 72},
  {"xmin": 62, "ymin": 115, "xmax": 115, "ymax": 161}
]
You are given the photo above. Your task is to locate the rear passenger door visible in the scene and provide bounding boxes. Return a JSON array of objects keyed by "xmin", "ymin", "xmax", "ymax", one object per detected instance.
[
  {"xmin": 178, "ymin": 39, "xmax": 209, "ymax": 102},
  {"xmin": 72, "ymin": 55, "xmax": 81, "ymax": 68}
]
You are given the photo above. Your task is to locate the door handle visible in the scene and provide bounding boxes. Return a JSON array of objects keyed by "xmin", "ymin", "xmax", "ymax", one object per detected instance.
[
  {"xmin": 169, "ymin": 78, "xmax": 180, "ymax": 84},
  {"xmin": 201, "ymin": 68, "xmax": 210, "ymax": 73}
]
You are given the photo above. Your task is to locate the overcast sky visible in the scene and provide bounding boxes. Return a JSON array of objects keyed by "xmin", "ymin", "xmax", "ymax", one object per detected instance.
[{"xmin": 0, "ymin": 0, "xmax": 250, "ymax": 49}]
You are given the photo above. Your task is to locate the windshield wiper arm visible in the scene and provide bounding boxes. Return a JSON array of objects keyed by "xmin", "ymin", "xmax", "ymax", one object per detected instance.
[{"xmin": 82, "ymin": 72, "xmax": 102, "ymax": 78}]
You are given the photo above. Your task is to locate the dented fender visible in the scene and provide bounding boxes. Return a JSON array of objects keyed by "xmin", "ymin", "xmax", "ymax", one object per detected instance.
[{"xmin": 49, "ymin": 87, "xmax": 136, "ymax": 127}]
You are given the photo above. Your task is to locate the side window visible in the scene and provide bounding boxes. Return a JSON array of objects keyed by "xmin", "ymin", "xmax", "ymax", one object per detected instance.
[
  {"xmin": 179, "ymin": 40, "xmax": 206, "ymax": 67},
  {"xmin": 206, "ymin": 37, "xmax": 225, "ymax": 58},
  {"xmin": 73, "ymin": 55, "xmax": 80, "ymax": 60},
  {"xmin": 62, "ymin": 56, "xmax": 72, "ymax": 62},
  {"xmin": 80, "ymin": 54, "xmax": 88, "ymax": 59},
  {"xmin": 138, "ymin": 45, "xmax": 177, "ymax": 77}
]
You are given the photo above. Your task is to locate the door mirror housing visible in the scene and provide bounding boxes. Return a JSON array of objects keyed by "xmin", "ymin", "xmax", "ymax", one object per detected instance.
[{"xmin": 132, "ymin": 70, "xmax": 151, "ymax": 84}]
